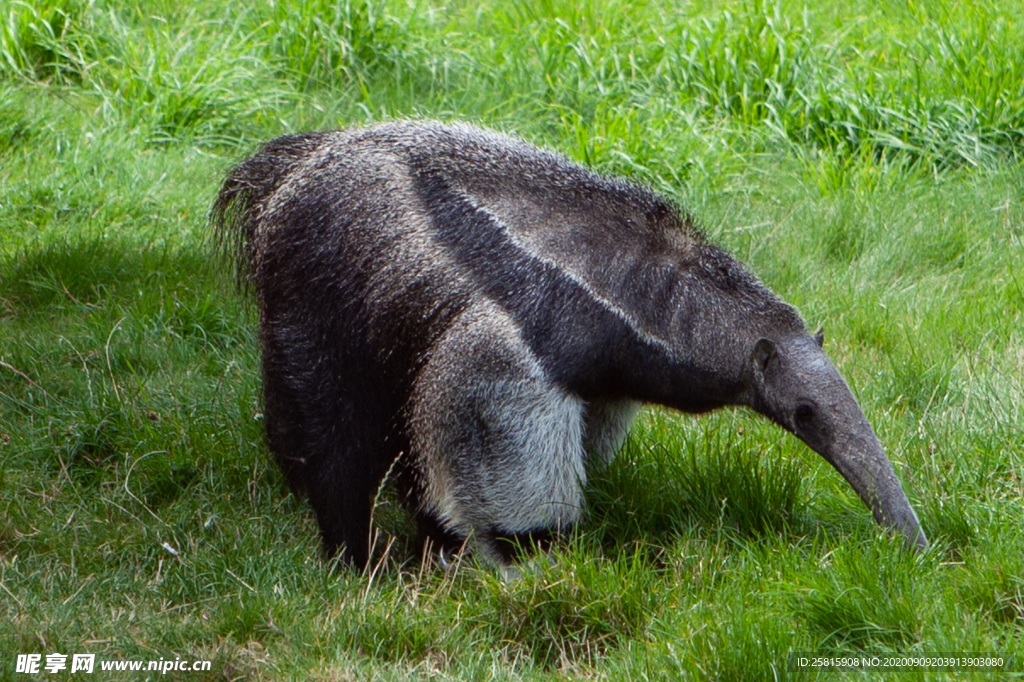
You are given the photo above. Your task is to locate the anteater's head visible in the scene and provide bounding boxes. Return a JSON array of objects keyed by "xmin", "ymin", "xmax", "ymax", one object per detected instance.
[{"xmin": 746, "ymin": 330, "xmax": 928, "ymax": 551}]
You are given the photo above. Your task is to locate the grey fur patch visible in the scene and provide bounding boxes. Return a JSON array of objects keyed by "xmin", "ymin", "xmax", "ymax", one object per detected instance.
[{"xmin": 410, "ymin": 301, "xmax": 587, "ymax": 560}]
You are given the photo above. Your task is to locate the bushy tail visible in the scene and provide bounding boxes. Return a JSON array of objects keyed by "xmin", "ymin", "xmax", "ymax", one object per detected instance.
[{"xmin": 210, "ymin": 133, "xmax": 324, "ymax": 289}]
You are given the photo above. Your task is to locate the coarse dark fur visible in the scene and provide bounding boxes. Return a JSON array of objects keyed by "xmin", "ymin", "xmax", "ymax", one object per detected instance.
[{"xmin": 212, "ymin": 120, "xmax": 926, "ymax": 570}]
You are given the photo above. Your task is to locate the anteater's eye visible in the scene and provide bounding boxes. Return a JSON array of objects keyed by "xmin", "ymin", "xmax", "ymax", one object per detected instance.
[{"xmin": 794, "ymin": 403, "xmax": 816, "ymax": 426}]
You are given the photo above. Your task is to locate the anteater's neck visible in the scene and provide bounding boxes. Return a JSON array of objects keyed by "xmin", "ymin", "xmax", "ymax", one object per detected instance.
[{"xmin": 599, "ymin": 242, "xmax": 806, "ymax": 414}]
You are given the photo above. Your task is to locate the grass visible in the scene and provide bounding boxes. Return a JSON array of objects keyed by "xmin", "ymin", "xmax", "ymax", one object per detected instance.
[{"xmin": 2, "ymin": 0, "xmax": 1023, "ymax": 678}]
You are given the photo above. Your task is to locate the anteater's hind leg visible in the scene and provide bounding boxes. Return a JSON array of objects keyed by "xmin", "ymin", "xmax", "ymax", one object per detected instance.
[
  {"xmin": 260, "ymin": 333, "xmax": 311, "ymax": 489},
  {"xmin": 301, "ymin": 387, "xmax": 405, "ymax": 571},
  {"xmin": 304, "ymin": 417, "xmax": 399, "ymax": 571},
  {"xmin": 260, "ymin": 316, "xmax": 401, "ymax": 571},
  {"xmin": 409, "ymin": 304, "xmax": 587, "ymax": 566}
]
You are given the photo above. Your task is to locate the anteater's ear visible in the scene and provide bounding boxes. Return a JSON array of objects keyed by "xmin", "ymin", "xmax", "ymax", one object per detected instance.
[
  {"xmin": 814, "ymin": 326, "xmax": 825, "ymax": 348},
  {"xmin": 752, "ymin": 337, "xmax": 777, "ymax": 378}
]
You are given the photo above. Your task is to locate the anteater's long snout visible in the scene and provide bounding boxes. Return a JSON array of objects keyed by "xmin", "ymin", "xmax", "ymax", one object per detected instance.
[{"xmin": 823, "ymin": 429, "xmax": 928, "ymax": 551}]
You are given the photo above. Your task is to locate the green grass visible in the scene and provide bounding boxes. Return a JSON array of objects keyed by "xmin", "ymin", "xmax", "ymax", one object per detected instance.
[{"xmin": 2, "ymin": 0, "xmax": 1023, "ymax": 678}]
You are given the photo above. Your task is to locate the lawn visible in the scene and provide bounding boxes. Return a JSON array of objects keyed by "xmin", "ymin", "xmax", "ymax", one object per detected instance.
[{"xmin": 1, "ymin": 0, "xmax": 1022, "ymax": 678}]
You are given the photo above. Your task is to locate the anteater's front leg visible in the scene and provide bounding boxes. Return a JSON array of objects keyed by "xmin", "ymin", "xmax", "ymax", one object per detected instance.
[{"xmin": 409, "ymin": 305, "xmax": 588, "ymax": 565}]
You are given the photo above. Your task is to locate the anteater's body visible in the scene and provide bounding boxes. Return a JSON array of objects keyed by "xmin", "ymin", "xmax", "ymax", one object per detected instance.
[{"xmin": 214, "ymin": 121, "xmax": 926, "ymax": 569}]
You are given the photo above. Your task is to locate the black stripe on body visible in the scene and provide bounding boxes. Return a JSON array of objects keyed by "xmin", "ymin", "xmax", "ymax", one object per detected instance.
[{"xmin": 411, "ymin": 169, "xmax": 709, "ymax": 406}]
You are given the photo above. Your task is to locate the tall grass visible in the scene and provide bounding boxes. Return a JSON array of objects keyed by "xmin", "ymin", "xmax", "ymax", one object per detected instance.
[
  {"xmin": 0, "ymin": 0, "xmax": 94, "ymax": 83},
  {"xmin": 253, "ymin": 0, "xmax": 402, "ymax": 90},
  {"xmin": 4, "ymin": 0, "xmax": 1021, "ymax": 161},
  {"xmin": 2, "ymin": 0, "xmax": 1023, "ymax": 678}
]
